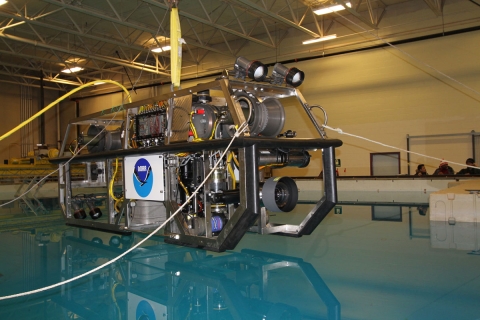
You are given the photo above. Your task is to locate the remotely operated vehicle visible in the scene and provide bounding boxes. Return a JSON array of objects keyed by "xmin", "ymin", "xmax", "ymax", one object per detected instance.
[{"xmin": 52, "ymin": 57, "xmax": 342, "ymax": 252}]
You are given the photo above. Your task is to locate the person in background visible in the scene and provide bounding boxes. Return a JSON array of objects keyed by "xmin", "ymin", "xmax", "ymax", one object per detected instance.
[
  {"xmin": 433, "ymin": 160, "xmax": 455, "ymax": 175},
  {"xmin": 417, "ymin": 206, "xmax": 428, "ymax": 216},
  {"xmin": 456, "ymin": 158, "xmax": 480, "ymax": 175},
  {"xmin": 414, "ymin": 164, "xmax": 428, "ymax": 176}
]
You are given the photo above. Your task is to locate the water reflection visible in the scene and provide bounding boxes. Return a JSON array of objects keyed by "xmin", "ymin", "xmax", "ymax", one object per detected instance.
[
  {"xmin": 431, "ymin": 220, "xmax": 480, "ymax": 253},
  {"xmin": 0, "ymin": 229, "xmax": 340, "ymax": 320},
  {"xmin": 4, "ymin": 202, "xmax": 480, "ymax": 319}
]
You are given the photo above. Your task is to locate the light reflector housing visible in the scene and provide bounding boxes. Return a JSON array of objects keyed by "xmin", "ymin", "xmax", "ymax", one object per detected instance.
[
  {"xmin": 234, "ymin": 56, "xmax": 268, "ymax": 81},
  {"xmin": 271, "ymin": 63, "xmax": 305, "ymax": 88}
]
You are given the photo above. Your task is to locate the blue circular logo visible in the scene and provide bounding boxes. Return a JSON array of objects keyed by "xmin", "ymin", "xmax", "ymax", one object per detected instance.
[
  {"xmin": 133, "ymin": 158, "xmax": 153, "ymax": 197},
  {"xmin": 136, "ymin": 300, "xmax": 156, "ymax": 320}
]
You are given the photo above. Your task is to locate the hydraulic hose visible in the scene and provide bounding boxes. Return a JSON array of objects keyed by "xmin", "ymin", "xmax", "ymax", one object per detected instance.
[{"xmin": 0, "ymin": 80, "xmax": 132, "ymax": 142}]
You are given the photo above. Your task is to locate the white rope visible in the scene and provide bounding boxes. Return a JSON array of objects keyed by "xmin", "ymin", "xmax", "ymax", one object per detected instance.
[
  {"xmin": 0, "ymin": 122, "xmax": 249, "ymax": 301},
  {"xmin": 335, "ymin": 14, "xmax": 480, "ymax": 98},
  {"xmin": 323, "ymin": 125, "xmax": 480, "ymax": 170}
]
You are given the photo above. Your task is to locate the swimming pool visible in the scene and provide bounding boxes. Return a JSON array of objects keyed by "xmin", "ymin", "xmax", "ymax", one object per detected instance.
[{"xmin": 0, "ymin": 203, "xmax": 479, "ymax": 319}]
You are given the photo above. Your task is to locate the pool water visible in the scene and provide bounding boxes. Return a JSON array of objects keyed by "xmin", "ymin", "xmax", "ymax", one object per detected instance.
[{"xmin": 0, "ymin": 204, "xmax": 479, "ymax": 320}]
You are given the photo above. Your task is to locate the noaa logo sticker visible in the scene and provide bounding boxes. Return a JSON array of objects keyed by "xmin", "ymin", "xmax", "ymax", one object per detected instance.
[
  {"xmin": 136, "ymin": 300, "xmax": 155, "ymax": 320},
  {"xmin": 133, "ymin": 158, "xmax": 153, "ymax": 197}
]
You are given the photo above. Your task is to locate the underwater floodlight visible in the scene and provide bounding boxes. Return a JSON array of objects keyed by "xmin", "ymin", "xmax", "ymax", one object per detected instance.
[
  {"xmin": 72, "ymin": 201, "xmax": 86, "ymax": 219},
  {"xmin": 271, "ymin": 63, "xmax": 305, "ymax": 88},
  {"xmin": 234, "ymin": 56, "xmax": 268, "ymax": 81},
  {"xmin": 86, "ymin": 198, "xmax": 102, "ymax": 220}
]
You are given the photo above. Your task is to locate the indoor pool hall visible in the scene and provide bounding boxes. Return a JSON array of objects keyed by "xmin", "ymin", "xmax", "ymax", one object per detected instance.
[{"xmin": 1, "ymin": 1, "xmax": 480, "ymax": 318}]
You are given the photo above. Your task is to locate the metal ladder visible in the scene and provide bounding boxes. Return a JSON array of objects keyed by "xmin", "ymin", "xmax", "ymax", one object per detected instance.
[{"xmin": 15, "ymin": 176, "xmax": 49, "ymax": 215}]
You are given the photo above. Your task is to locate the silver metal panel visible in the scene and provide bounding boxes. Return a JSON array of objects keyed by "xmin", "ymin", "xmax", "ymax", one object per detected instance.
[
  {"xmin": 259, "ymin": 224, "xmax": 300, "ymax": 234},
  {"xmin": 168, "ymin": 95, "xmax": 192, "ymax": 144}
]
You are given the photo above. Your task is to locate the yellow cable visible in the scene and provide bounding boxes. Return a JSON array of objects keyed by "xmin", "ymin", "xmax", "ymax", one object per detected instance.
[
  {"xmin": 114, "ymin": 198, "xmax": 123, "ymax": 212},
  {"xmin": 177, "ymin": 168, "xmax": 190, "ymax": 198},
  {"xmin": 68, "ymin": 139, "xmax": 77, "ymax": 154},
  {"xmin": 208, "ymin": 117, "xmax": 218, "ymax": 140},
  {"xmin": 232, "ymin": 152, "xmax": 240, "ymax": 168},
  {"xmin": 109, "ymin": 158, "xmax": 124, "ymax": 210},
  {"xmin": 190, "ymin": 112, "xmax": 218, "ymax": 141},
  {"xmin": 227, "ymin": 152, "xmax": 236, "ymax": 189},
  {"xmin": 189, "ymin": 112, "xmax": 202, "ymax": 142},
  {"xmin": 259, "ymin": 163, "xmax": 285, "ymax": 170},
  {"xmin": 0, "ymin": 80, "xmax": 131, "ymax": 142},
  {"xmin": 111, "ymin": 282, "xmax": 122, "ymax": 320}
]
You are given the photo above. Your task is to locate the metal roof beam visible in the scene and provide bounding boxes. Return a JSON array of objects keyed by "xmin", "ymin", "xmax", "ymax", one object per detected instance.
[
  {"xmin": 0, "ymin": 33, "xmax": 171, "ymax": 76},
  {"xmin": 0, "ymin": 11, "xmax": 149, "ymax": 54},
  {"xmin": 337, "ymin": 0, "xmax": 379, "ymax": 29},
  {"xmin": 42, "ymin": 0, "xmax": 231, "ymax": 56},
  {"xmin": 142, "ymin": 0, "xmax": 276, "ymax": 48},
  {"xmin": 423, "ymin": 0, "xmax": 444, "ymax": 16},
  {"xmin": 229, "ymin": 0, "xmax": 321, "ymax": 38}
]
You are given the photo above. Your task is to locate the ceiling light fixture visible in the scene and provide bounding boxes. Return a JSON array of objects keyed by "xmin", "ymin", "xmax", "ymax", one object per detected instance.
[
  {"xmin": 313, "ymin": 2, "xmax": 351, "ymax": 15},
  {"xmin": 61, "ymin": 66, "xmax": 84, "ymax": 73},
  {"xmin": 302, "ymin": 34, "xmax": 337, "ymax": 45},
  {"xmin": 151, "ymin": 45, "xmax": 171, "ymax": 53},
  {"xmin": 65, "ymin": 58, "xmax": 85, "ymax": 64}
]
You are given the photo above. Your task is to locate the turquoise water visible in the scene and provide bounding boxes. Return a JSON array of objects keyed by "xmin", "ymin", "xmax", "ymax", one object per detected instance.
[{"xmin": 0, "ymin": 204, "xmax": 479, "ymax": 320}]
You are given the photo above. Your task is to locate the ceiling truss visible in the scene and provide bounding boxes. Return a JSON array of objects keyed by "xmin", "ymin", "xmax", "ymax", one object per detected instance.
[{"xmin": 0, "ymin": 0, "xmax": 474, "ymax": 91}]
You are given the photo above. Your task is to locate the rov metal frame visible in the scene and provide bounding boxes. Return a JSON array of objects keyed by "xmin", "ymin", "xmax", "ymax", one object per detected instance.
[{"xmin": 52, "ymin": 78, "xmax": 342, "ymax": 251}]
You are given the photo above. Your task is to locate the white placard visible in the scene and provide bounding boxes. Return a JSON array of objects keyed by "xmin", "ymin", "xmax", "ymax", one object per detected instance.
[{"xmin": 124, "ymin": 155, "xmax": 165, "ymax": 201}]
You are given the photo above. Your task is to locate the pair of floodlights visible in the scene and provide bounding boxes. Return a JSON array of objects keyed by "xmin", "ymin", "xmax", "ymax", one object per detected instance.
[
  {"xmin": 233, "ymin": 57, "xmax": 305, "ymax": 88},
  {"xmin": 73, "ymin": 196, "xmax": 103, "ymax": 220}
]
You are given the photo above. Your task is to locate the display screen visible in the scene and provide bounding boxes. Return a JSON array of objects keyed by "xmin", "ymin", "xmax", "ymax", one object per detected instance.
[{"xmin": 135, "ymin": 110, "xmax": 166, "ymax": 140}]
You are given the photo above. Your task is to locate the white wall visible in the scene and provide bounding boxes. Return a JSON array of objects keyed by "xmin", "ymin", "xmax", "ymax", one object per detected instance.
[
  {"xmin": 2, "ymin": 30, "xmax": 479, "ymax": 177},
  {"xmin": 274, "ymin": 30, "xmax": 480, "ymax": 176}
]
